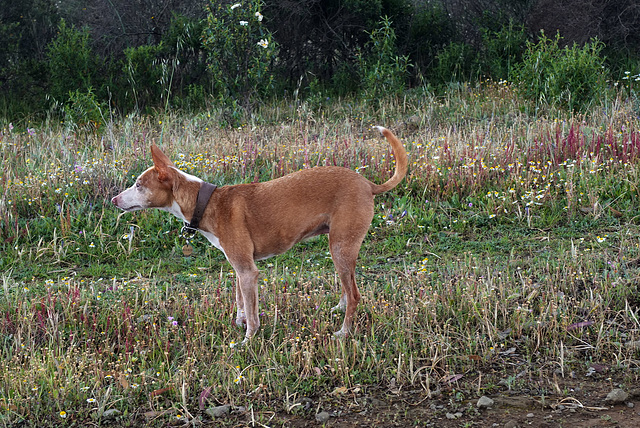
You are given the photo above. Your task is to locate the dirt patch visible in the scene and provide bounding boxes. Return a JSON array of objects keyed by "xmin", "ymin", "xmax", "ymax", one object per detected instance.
[
  {"xmin": 208, "ymin": 375, "xmax": 640, "ymax": 427},
  {"xmin": 277, "ymin": 392, "xmax": 640, "ymax": 427}
]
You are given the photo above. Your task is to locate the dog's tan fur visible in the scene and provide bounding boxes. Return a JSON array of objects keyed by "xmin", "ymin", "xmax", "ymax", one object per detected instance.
[{"xmin": 112, "ymin": 127, "xmax": 407, "ymax": 343}]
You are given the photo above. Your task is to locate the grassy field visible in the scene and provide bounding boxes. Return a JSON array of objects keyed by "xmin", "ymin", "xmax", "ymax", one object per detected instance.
[{"xmin": 2, "ymin": 83, "xmax": 640, "ymax": 426}]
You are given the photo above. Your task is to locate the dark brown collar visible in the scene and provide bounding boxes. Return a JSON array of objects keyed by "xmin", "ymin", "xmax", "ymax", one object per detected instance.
[{"xmin": 184, "ymin": 182, "xmax": 217, "ymax": 232}]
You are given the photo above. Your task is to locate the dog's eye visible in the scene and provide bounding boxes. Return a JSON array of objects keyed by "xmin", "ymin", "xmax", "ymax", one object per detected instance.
[{"xmin": 135, "ymin": 182, "xmax": 141, "ymax": 189}]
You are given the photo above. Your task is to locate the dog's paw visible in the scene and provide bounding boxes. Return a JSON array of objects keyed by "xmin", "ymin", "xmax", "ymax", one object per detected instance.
[
  {"xmin": 229, "ymin": 336, "xmax": 252, "ymax": 349},
  {"xmin": 333, "ymin": 328, "xmax": 348, "ymax": 339},
  {"xmin": 235, "ymin": 317, "xmax": 247, "ymax": 329},
  {"xmin": 330, "ymin": 303, "xmax": 346, "ymax": 313}
]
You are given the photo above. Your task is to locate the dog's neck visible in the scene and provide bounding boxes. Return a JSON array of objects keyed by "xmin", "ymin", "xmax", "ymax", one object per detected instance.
[
  {"xmin": 159, "ymin": 167, "xmax": 205, "ymax": 224},
  {"xmin": 185, "ymin": 182, "xmax": 217, "ymax": 232}
]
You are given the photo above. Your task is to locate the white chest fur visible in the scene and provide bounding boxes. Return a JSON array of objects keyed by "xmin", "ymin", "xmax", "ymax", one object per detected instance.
[{"xmin": 200, "ymin": 230, "xmax": 227, "ymax": 258}]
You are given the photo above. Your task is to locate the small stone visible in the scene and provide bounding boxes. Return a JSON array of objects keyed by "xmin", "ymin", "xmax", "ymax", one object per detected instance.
[
  {"xmin": 526, "ymin": 413, "xmax": 535, "ymax": 418},
  {"xmin": 315, "ymin": 411, "xmax": 330, "ymax": 423},
  {"xmin": 298, "ymin": 397, "xmax": 313, "ymax": 410},
  {"xmin": 446, "ymin": 413, "xmax": 456, "ymax": 420},
  {"xmin": 477, "ymin": 396, "xmax": 494, "ymax": 408},
  {"xmin": 206, "ymin": 404, "xmax": 231, "ymax": 418},
  {"xmin": 143, "ymin": 411, "xmax": 161, "ymax": 420},
  {"xmin": 101, "ymin": 408, "xmax": 121, "ymax": 419},
  {"xmin": 605, "ymin": 388, "xmax": 629, "ymax": 404},
  {"xmin": 137, "ymin": 314, "xmax": 152, "ymax": 324},
  {"xmin": 367, "ymin": 397, "xmax": 386, "ymax": 407},
  {"xmin": 627, "ymin": 402, "xmax": 635, "ymax": 408},
  {"xmin": 405, "ymin": 115, "xmax": 421, "ymax": 130},
  {"xmin": 503, "ymin": 420, "xmax": 518, "ymax": 428}
]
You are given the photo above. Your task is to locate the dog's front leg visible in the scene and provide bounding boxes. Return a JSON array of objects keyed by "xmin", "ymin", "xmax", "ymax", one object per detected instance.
[
  {"xmin": 233, "ymin": 263, "xmax": 260, "ymax": 345},
  {"xmin": 235, "ymin": 278, "xmax": 246, "ymax": 328}
]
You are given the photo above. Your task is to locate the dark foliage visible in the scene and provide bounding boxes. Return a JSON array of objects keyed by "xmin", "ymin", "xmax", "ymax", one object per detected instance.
[{"xmin": 0, "ymin": 0, "xmax": 638, "ymax": 119}]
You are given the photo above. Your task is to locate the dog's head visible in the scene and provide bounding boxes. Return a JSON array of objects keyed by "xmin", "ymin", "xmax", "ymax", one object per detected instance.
[{"xmin": 111, "ymin": 145, "xmax": 192, "ymax": 213}]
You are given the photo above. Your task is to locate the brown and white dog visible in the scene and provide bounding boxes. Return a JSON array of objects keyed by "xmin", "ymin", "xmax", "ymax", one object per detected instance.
[{"xmin": 112, "ymin": 126, "xmax": 407, "ymax": 344}]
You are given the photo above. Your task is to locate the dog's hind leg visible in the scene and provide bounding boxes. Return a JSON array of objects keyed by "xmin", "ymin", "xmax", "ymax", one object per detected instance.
[
  {"xmin": 330, "ymin": 293, "xmax": 347, "ymax": 313},
  {"xmin": 329, "ymin": 224, "xmax": 369, "ymax": 338}
]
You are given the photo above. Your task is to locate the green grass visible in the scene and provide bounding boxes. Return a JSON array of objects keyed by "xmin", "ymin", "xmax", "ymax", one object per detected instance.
[{"xmin": 1, "ymin": 83, "xmax": 640, "ymax": 426}]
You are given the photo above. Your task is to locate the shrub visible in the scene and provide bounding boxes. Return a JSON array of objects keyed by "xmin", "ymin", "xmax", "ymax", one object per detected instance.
[
  {"xmin": 512, "ymin": 31, "xmax": 609, "ymax": 111},
  {"xmin": 262, "ymin": 0, "xmax": 384, "ymax": 90},
  {"xmin": 406, "ymin": 1, "xmax": 456, "ymax": 77},
  {"xmin": 123, "ymin": 44, "xmax": 165, "ymax": 112},
  {"xmin": 433, "ymin": 42, "xmax": 477, "ymax": 84},
  {"xmin": 159, "ymin": 14, "xmax": 210, "ymax": 108},
  {"xmin": 63, "ymin": 87, "xmax": 107, "ymax": 132},
  {"xmin": 46, "ymin": 20, "xmax": 97, "ymax": 103},
  {"xmin": 202, "ymin": 0, "xmax": 277, "ymax": 107},
  {"xmin": 479, "ymin": 20, "xmax": 528, "ymax": 80},
  {"xmin": 359, "ymin": 16, "xmax": 411, "ymax": 101}
]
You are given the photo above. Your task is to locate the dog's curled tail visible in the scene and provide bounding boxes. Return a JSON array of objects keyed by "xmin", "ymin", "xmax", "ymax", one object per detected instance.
[{"xmin": 371, "ymin": 126, "xmax": 408, "ymax": 195}]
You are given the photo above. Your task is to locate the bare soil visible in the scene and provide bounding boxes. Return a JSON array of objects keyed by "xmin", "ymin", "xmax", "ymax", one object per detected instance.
[{"xmin": 207, "ymin": 371, "xmax": 640, "ymax": 428}]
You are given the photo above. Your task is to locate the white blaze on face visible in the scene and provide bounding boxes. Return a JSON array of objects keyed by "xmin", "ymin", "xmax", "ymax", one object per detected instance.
[
  {"xmin": 113, "ymin": 166, "xmax": 201, "ymax": 214},
  {"xmin": 111, "ymin": 168, "xmax": 155, "ymax": 211},
  {"xmin": 113, "ymin": 164, "xmax": 220, "ymax": 245}
]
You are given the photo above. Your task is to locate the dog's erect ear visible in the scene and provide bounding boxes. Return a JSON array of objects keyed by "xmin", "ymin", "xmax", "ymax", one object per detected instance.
[{"xmin": 150, "ymin": 144, "xmax": 175, "ymax": 182}]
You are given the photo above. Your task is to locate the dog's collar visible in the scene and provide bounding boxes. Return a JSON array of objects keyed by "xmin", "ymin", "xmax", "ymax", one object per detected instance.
[{"xmin": 183, "ymin": 181, "xmax": 217, "ymax": 234}]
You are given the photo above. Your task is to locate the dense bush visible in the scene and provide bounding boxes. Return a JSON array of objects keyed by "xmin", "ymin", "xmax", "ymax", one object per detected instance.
[
  {"xmin": 359, "ymin": 17, "xmax": 411, "ymax": 101},
  {"xmin": 432, "ymin": 42, "xmax": 477, "ymax": 84},
  {"xmin": 63, "ymin": 88, "xmax": 107, "ymax": 132},
  {"xmin": 262, "ymin": 0, "xmax": 385, "ymax": 87},
  {"xmin": 0, "ymin": 0, "xmax": 638, "ymax": 120},
  {"xmin": 123, "ymin": 44, "xmax": 165, "ymax": 112},
  {"xmin": 479, "ymin": 20, "xmax": 528, "ymax": 80},
  {"xmin": 46, "ymin": 20, "xmax": 99, "ymax": 104},
  {"xmin": 512, "ymin": 31, "xmax": 608, "ymax": 111},
  {"xmin": 404, "ymin": 1, "xmax": 456, "ymax": 78},
  {"xmin": 202, "ymin": 0, "xmax": 277, "ymax": 106}
]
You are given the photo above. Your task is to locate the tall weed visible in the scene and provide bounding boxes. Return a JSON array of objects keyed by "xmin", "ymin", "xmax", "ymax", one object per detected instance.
[
  {"xmin": 63, "ymin": 88, "xmax": 107, "ymax": 133},
  {"xmin": 433, "ymin": 42, "xmax": 477, "ymax": 84}
]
